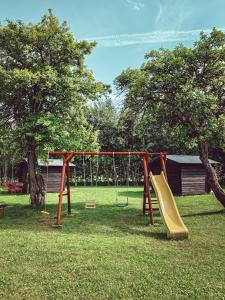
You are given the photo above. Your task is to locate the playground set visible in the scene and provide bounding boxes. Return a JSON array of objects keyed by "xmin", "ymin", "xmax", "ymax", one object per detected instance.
[{"xmin": 48, "ymin": 151, "xmax": 189, "ymax": 239}]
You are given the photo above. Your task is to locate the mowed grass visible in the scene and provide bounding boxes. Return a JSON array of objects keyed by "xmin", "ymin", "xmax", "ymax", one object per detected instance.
[{"xmin": 0, "ymin": 186, "xmax": 225, "ymax": 300}]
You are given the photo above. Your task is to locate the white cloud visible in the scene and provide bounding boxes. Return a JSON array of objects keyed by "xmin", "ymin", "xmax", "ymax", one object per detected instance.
[
  {"xmin": 126, "ymin": 0, "xmax": 145, "ymax": 11},
  {"xmin": 155, "ymin": 2, "xmax": 163, "ymax": 25},
  {"xmin": 86, "ymin": 28, "xmax": 225, "ymax": 48},
  {"xmin": 154, "ymin": 0, "xmax": 192, "ymax": 31}
]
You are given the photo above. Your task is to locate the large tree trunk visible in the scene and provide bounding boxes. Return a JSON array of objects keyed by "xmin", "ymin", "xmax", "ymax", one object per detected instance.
[
  {"xmin": 27, "ymin": 147, "xmax": 45, "ymax": 208},
  {"xmin": 3, "ymin": 159, "xmax": 8, "ymax": 180},
  {"xmin": 198, "ymin": 141, "xmax": 225, "ymax": 208}
]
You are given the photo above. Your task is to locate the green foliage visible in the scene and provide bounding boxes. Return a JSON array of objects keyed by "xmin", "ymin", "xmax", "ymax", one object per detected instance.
[
  {"xmin": 86, "ymin": 99, "xmax": 145, "ymax": 184},
  {"xmin": 115, "ymin": 28, "xmax": 225, "ymax": 152},
  {"xmin": 0, "ymin": 10, "xmax": 107, "ymax": 157},
  {"xmin": 88, "ymin": 98, "xmax": 118, "ymax": 151}
]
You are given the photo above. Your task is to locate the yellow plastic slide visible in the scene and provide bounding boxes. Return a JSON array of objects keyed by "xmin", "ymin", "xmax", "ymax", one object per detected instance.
[{"xmin": 150, "ymin": 172, "xmax": 189, "ymax": 239}]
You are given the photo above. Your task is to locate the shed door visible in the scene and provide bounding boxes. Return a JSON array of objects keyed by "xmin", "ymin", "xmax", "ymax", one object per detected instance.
[{"xmin": 181, "ymin": 166, "xmax": 207, "ymax": 195}]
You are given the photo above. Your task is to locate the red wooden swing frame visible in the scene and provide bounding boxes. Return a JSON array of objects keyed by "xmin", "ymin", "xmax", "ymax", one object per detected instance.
[{"xmin": 48, "ymin": 151, "xmax": 167, "ymax": 226}]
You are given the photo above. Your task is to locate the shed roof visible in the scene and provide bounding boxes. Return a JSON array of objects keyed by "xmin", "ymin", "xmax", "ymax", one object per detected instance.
[
  {"xmin": 151, "ymin": 155, "xmax": 219, "ymax": 165},
  {"xmin": 38, "ymin": 159, "xmax": 75, "ymax": 167}
]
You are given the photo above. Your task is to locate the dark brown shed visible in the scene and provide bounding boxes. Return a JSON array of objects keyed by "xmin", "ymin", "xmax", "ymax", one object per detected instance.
[
  {"xmin": 17, "ymin": 159, "xmax": 75, "ymax": 193},
  {"xmin": 150, "ymin": 155, "xmax": 219, "ymax": 196}
]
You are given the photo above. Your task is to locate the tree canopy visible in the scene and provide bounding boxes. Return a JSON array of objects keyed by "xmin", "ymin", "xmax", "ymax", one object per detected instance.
[
  {"xmin": 0, "ymin": 10, "xmax": 107, "ymax": 155},
  {"xmin": 0, "ymin": 10, "xmax": 107, "ymax": 206},
  {"xmin": 115, "ymin": 28, "xmax": 225, "ymax": 207}
]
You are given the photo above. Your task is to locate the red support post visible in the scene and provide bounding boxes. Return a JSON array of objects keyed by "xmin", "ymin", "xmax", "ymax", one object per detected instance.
[
  {"xmin": 143, "ymin": 155, "xmax": 154, "ymax": 225},
  {"xmin": 56, "ymin": 157, "xmax": 67, "ymax": 226},
  {"xmin": 66, "ymin": 161, "xmax": 71, "ymax": 216},
  {"xmin": 142, "ymin": 173, "xmax": 146, "ymax": 215},
  {"xmin": 163, "ymin": 153, "xmax": 167, "ymax": 178},
  {"xmin": 56, "ymin": 153, "xmax": 74, "ymax": 226},
  {"xmin": 160, "ymin": 153, "xmax": 168, "ymax": 182}
]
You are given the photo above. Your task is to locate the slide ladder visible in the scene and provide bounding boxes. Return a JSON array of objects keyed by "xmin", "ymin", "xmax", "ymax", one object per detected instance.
[
  {"xmin": 143, "ymin": 190, "xmax": 159, "ymax": 214},
  {"xmin": 150, "ymin": 172, "xmax": 189, "ymax": 239}
]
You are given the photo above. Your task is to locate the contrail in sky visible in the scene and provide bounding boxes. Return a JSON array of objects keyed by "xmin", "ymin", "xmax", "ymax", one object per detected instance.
[{"xmin": 86, "ymin": 28, "xmax": 225, "ymax": 47}]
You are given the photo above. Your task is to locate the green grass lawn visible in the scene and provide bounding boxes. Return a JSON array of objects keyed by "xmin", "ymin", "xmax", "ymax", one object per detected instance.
[{"xmin": 0, "ymin": 186, "xmax": 225, "ymax": 300}]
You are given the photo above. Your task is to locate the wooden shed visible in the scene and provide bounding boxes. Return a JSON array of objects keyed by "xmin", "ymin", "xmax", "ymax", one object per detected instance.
[
  {"xmin": 17, "ymin": 159, "xmax": 75, "ymax": 193},
  {"xmin": 150, "ymin": 155, "xmax": 219, "ymax": 196},
  {"xmin": 38, "ymin": 159, "xmax": 75, "ymax": 192}
]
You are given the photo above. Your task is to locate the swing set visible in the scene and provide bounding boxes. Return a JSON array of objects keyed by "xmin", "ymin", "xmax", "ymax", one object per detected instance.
[{"xmin": 47, "ymin": 151, "xmax": 167, "ymax": 226}]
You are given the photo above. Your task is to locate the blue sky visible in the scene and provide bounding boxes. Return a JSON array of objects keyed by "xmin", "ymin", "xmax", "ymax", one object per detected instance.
[{"xmin": 1, "ymin": 0, "xmax": 225, "ymax": 89}]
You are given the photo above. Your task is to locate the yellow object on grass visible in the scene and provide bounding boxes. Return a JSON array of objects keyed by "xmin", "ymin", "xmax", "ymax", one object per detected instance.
[{"xmin": 41, "ymin": 210, "xmax": 50, "ymax": 216}]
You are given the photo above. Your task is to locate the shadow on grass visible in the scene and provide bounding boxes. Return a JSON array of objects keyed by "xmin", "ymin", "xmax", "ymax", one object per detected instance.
[
  {"xmin": 117, "ymin": 225, "xmax": 167, "ymax": 240},
  {"xmin": 0, "ymin": 201, "xmax": 168, "ymax": 240},
  {"xmin": 183, "ymin": 209, "xmax": 225, "ymax": 218},
  {"xmin": 117, "ymin": 191, "xmax": 143, "ymax": 198}
]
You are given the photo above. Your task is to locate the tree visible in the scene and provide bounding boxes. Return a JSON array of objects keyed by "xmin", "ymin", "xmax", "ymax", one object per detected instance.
[
  {"xmin": 0, "ymin": 10, "xmax": 106, "ymax": 207},
  {"xmin": 88, "ymin": 98, "xmax": 118, "ymax": 151},
  {"xmin": 87, "ymin": 98, "xmax": 124, "ymax": 184},
  {"xmin": 0, "ymin": 121, "xmax": 24, "ymax": 181},
  {"xmin": 115, "ymin": 28, "xmax": 225, "ymax": 208}
]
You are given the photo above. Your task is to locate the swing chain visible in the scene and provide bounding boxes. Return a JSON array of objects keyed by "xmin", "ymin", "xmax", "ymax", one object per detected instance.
[
  {"xmin": 40, "ymin": 151, "xmax": 50, "ymax": 216},
  {"xmin": 89, "ymin": 159, "xmax": 93, "ymax": 186},
  {"xmin": 44, "ymin": 151, "xmax": 50, "ymax": 211},
  {"xmin": 82, "ymin": 152, "xmax": 86, "ymax": 187},
  {"xmin": 112, "ymin": 152, "xmax": 119, "ymax": 201},
  {"xmin": 127, "ymin": 152, "xmax": 131, "ymax": 187},
  {"xmin": 95, "ymin": 155, "xmax": 99, "ymax": 187}
]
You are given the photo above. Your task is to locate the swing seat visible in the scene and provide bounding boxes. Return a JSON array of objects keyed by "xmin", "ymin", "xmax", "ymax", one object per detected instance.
[
  {"xmin": 85, "ymin": 200, "xmax": 96, "ymax": 209},
  {"xmin": 115, "ymin": 197, "xmax": 129, "ymax": 207},
  {"xmin": 115, "ymin": 203, "xmax": 128, "ymax": 207}
]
